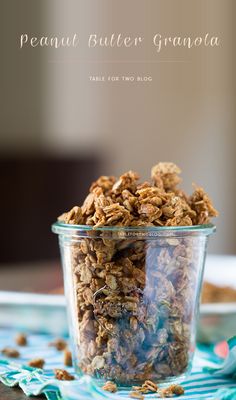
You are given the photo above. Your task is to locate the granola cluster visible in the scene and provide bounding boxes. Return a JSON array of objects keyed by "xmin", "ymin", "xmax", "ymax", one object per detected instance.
[
  {"xmin": 129, "ymin": 380, "xmax": 184, "ymax": 398},
  {"xmin": 1, "ymin": 347, "xmax": 20, "ymax": 358},
  {"xmin": 49, "ymin": 338, "xmax": 67, "ymax": 351},
  {"xmin": 28, "ymin": 358, "xmax": 45, "ymax": 369},
  {"xmin": 64, "ymin": 348, "xmax": 73, "ymax": 366},
  {"xmin": 15, "ymin": 333, "xmax": 27, "ymax": 346},
  {"xmin": 54, "ymin": 368, "xmax": 75, "ymax": 381},
  {"xmin": 59, "ymin": 162, "xmax": 217, "ymax": 228},
  {"xmin": 58, "ymin": 163, "xmax": 218, "ymax": 384},
  {"xmin": 102, "ymin": 380, "xmax": 118, "ymax": 393}
]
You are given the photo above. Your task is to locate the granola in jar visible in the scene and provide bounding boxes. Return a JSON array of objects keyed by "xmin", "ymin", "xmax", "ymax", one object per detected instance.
[{"xmin": 55, "ymin": 162, "xmax": 218, "ymax": 384}]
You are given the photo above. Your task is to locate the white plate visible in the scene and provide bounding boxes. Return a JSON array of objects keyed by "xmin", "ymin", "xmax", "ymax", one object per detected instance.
[
  {"xmin": 204, "ymin": 254, "xmax": 236, "ymax": 288},
  {"xmin": 0, "ymin": 291, "xmax": 68, "ymax": 336},
  {"xmin": 198, "ymin": 254, "xmax": 236, "ymax": 343}
]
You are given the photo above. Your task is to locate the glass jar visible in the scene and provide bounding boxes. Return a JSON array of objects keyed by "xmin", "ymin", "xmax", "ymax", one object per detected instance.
[{"xmin": 52, "ymin": 222, "xmax": 215, "ymax": 386}]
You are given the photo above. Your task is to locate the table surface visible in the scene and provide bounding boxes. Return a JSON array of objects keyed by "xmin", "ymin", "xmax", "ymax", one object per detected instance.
[
  {"xmin": 0, "ymin": 383, "xmax": 45, "ymax": 399},
  {"xmin": 0, "ymin": 261, "xmax": 63, "ymax": 293}
]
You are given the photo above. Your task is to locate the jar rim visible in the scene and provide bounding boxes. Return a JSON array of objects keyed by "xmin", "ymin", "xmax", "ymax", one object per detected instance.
[{"xmin": 52, "ymin": 221, "xmax": 216, "ymax": 237}]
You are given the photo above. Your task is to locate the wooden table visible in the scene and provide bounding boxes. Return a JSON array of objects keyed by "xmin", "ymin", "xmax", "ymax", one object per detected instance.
[{"xmin": 0, "ymin": 383, "xmax": 45, "ymax": 399}]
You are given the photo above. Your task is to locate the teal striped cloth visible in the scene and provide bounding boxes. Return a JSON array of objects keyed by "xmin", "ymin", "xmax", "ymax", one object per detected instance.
[{"xmin": 0, "ymin": 329, "xmax": 236, "ymax": 400}]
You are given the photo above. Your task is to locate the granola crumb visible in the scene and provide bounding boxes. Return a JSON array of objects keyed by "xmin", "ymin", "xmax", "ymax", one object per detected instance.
[
  {"xmin": 15, "ymin": 333, "xmax": 27, "ymax": 346},
  {"xmin": 28, "ymin": 358, "xmax": 45, "ymax": 369},
  {"xmin": 131, "ymin": 386, "xmax": 147, "ymax": 394},
  {"xmin": 143, "ymin": 380, "xmax": 158, "ymax": 392},
  {"xmin": 157, "ymin": 383, "xmax": 185, "ymax": 397},
  {"xmin": 102, "ymin": 381, "xmax": 118, "ymax": 393},
  {"xmin": 64, "ymin": 348, "xmax": 72, "ymax": 366},
  {"xmin": 131, "ymin": 380, "xmax": 158, "ymax": 395},
  {"xmin": 54, "ymin": 368, "xmax": 75, "ymax": 381},
  {"xmin": 49, "ymin": 338, "xmax": 67, "ymax": 351},
  {"xmin": 130, "ymin": 392, "xmax": 144, "ymax": 400},
  {"xmin": 169, "ymin": 384, "xmax": 185, "ymax": 395},
  {"xmin": 1, "ymin": 347, "xmax": 20, "ymax": 358}
]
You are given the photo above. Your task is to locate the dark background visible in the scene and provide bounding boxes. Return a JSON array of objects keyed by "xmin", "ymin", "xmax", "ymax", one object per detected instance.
[{"xmin": 0, "ymin": 155, "xmax": 100, "ymax": 263}]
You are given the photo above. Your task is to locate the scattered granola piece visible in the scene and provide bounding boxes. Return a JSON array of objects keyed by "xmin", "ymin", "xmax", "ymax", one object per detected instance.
[
  {"xmin": 157, "ymin": 383, "xmax": 185, "ymax": 398},
  {"xmin": 49, "ymin": 338, "xmax": 67, "ymax": 351},
  {"xmin": 130, "ymin": 392, "xmax": 144, "ymax": 399},
  {"xmin": 64, "ymin": 348, "xmax": 72, "ymax": 366},
  {"xmin": 102, "ymin": 381, "xmax": 118, "ymax": 393},
  {"xmin": 157, "ymin": 387, "xmax": 172, "ymax": 398},
  {"xmin": 15, "ymin": 333, "xmax": 27, "ymax": 346},
  {"xmin": 169, "ymin": 384, "xmax": 185, "ymax": 395},
  {"xmin": 1, "ymin": 347, "xmax": 20, "ymax": 358},
  {"xmin": 142, "ymin": 380, "xmax": 158, "ymax": 392},
  {"xmin": 54, "ymin": 369, "xmax": 75, "ymax": 381},
  {"xmin": 28, "ymin": 358, "xmax": 45, "ymax": 369},
  {"xmin": 131, "ymin": 386, "xmax": 148, "ymax": 394}
]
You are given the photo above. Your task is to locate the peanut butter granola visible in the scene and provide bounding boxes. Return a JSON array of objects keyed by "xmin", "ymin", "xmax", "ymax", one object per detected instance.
[
  {"xmin": 202, "ymin": 281, "xmax": 236, "ymax": 303},
  {"xmin": 59, "ymin": 163, "xmax": 217, "ymax": 228},
  {"xmin": 1, "ymin": 347, "xmax": 20, "ymax": 358},
  {"xmin": 64, "ymin": 348, "xmax": 73, "ymax": 366},
  {"xmin": 132, "ymin": 379, "xmax": 158, "ymax": 394},
  {"xmin": 15, "ymin": 333, "xmax": 27, "ymax": 346},
  {"xmin": 28, "ymin": 358, "xmax": 45, "ymax": 369},
  {"xmin": 49, "ymin": 338, "xmax": 67, "ymax": 351},
  {"xmin": 54, "ymin": 369, "xmax": 75, "ymax": 381},
  {"xmin": 130, "ymin": 392, "xmax": 144, "ymax": 400},
  {"xmin": 102, "ymin": 380, "xmax": 118, "ymax": 393},
  {"xmin": 57, "ymin": 162, "xmax": 218, "ymax": 384},
  {"xmin": 157, "ymin": 383, "xmax": 185, "ymax": 397}
]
